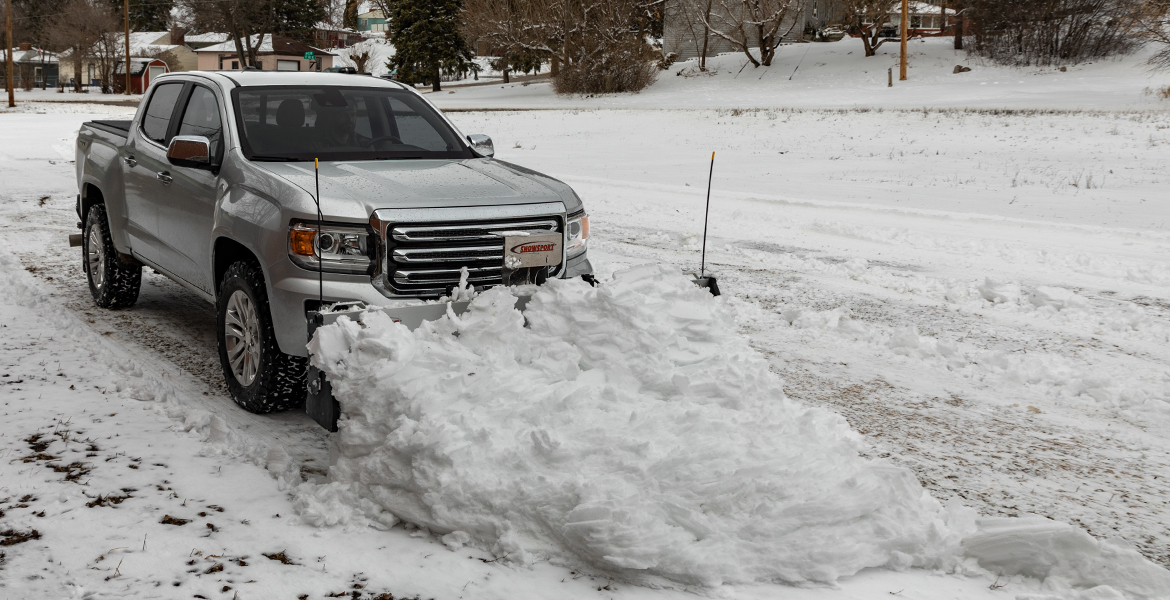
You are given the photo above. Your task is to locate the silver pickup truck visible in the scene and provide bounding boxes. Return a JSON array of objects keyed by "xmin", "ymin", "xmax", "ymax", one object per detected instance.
[{"xmin": 76, "ymin": 71, "xmax": 592, "ymax": 414}]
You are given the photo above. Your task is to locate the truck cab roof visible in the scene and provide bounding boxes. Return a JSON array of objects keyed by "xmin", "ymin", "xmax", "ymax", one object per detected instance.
[{"xmin": 153, "ymin": 70, "xmax": 409, "ymax": 91}]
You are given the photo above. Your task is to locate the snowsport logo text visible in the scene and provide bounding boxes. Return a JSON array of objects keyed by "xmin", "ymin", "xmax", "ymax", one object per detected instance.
[{"xmin": 510, "ymin": 242, "xmax": 556, "ymax": 254}]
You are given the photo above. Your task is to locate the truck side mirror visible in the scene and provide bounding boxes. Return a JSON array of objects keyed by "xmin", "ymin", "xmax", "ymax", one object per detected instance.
[
  {"xmin": 167, "ymin": 135, "xmax": 212, "ymax": 169},
  {"xmin": 467, "ymin": 134, "xmax": 494, "ymax": 158}
]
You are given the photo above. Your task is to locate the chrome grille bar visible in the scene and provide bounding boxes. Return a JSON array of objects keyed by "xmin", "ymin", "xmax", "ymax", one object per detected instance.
[
  {"xmin": 392, "ymin": 246, "xmax": 501, "ymax": 264},
  {"xmin": 390, "ymin": 219, "xmax": 558, "ymax": 242},
  {"xmin": 377, "ymin": 212, "xmax": 565, "ymax": 297}
]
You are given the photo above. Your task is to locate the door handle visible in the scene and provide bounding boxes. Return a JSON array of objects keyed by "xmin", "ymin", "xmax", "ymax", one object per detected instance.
[
  {"xmin": 123, "ymin": 156, "xmax": 137, "ymax": 167},
  {"xmin": 156, "ymin": 171, "xmax": 173, "ymax": 184}
]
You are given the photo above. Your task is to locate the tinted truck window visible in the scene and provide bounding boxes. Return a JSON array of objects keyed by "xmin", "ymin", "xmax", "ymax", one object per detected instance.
[
  {"xmin": 178, "ymin": 86, "xmax": 223, "ymax": 158},
  {"xmin": 142, "ymin": 83, "xmax": 184, "ymax": 145},
  {"xmin": 234, "ymin": 86, "xmax": 473, "ymax": 161}
]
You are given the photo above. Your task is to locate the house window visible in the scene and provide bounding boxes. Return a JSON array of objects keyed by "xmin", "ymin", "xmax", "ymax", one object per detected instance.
[
  {"xmin": 277, "ymin": 60, "xmax": 300, "ymax": 71},
  {"xmin": 88, "ymin": 64, "xmax": 95, "ymax": 82},
  {"xmin": 911, "ymin": 15, "xmax": 923, "ymax": 28},
  {"xmin": 231, "ymin": 60, "xmax": 239, "ymax": 70}
]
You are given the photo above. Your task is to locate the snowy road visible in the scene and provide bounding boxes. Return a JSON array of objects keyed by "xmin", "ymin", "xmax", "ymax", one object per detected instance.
[
  {"xmin": 465, "ymin": 107, "xmax": 1170, "ymax": 569},
  {"xmin": 2, "ymin": 99, "xmax": 1169, "ymax": 596}
]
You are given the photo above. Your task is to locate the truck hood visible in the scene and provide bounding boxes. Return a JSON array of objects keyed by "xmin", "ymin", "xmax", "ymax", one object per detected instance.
[{"xmin": 252, "ymin": 158, "xmax": 580, "ymax": 219}]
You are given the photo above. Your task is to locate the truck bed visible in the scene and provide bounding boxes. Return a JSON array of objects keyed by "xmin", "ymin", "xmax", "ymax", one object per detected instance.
[{"xmin": 85, "ymin": 120, "xmax": 132, "ymax": 138}]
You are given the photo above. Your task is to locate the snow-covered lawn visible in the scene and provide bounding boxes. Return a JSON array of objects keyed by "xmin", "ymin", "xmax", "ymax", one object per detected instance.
[
  {"xmin": 2, "ymin": 43, "xmax": 1170, "ymax": 598},
  {"xmin": 428, "ymin": 38, "xmax": 1170, "ymax": 111}
]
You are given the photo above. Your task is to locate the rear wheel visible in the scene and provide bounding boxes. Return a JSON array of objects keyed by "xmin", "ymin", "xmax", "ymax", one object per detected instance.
[
  {"xmin": 83, "ymin": 204, "xmax": 141, "ymax": 309},
  {"xmin": 216, "ymin": 260, "xmax": 306, "ymax": 413}
]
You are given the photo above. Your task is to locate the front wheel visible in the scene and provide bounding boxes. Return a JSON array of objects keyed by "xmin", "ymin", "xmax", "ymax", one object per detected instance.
[
  {"xmin": 83, "ymin": 204, "xmax": 141, "ymax": 309},
  {"xmin": 216, "ymin": 261, "xmax": 306, "ymax": 413}
]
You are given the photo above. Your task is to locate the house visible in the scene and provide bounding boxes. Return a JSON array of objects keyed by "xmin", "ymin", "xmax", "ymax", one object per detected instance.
[
  {"xmin": 58, "ymin": 30, "xmax": 197, "ymax": 89},
  {"xmin": 356, "ymin": 9, "xmax": 389, "ymax": 34},
  {"xmin": 114, "ymin": 57, "xmax": 169, "ymax": 94},
  {"xmin": 194, "ymin": 35, "xmax": 335, "ymax": 71},
  {"xmin": 663, "ymin": 0, "xmax": 819, "ymax": 61},
  {"xmin": 854, "ymin": 2, "xmax": 956, "ymax": 37},
  {"xmin": 314, "ymin": 25, "xmax": 363, "ymax": 49},
  {"xmin": 2, "ymin": 44, "xmax": 59, "ymax": 88}
]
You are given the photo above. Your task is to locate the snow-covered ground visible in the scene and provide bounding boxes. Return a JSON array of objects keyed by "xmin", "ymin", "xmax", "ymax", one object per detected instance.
[
  {"xmin": 428, "ymin": 38, "xmax": 1170, "ymax": 110},
  {"xmin": 2, "ymin": 43, "xmax": 1169, "ymax": 598}
]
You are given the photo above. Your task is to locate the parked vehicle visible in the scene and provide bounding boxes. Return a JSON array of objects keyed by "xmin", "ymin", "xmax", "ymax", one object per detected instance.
[{"xmin": 75, "ymin": 71, "xmax": 592, "ymax": 413}]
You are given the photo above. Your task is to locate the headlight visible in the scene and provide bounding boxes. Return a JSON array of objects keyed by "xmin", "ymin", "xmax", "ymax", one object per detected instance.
[
  {"xmin": 288, "ymin": 222, "xmax": 372, "ymax": 274},
  {"xmin": 566, "ymin": 212, "xmax": 589, "ymax": 258}
]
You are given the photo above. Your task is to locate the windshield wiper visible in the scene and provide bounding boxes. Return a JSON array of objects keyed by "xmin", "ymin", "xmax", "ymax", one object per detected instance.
[{"xmin": 251, "ymin": 155, "xmax": 309, "ymax": 162}]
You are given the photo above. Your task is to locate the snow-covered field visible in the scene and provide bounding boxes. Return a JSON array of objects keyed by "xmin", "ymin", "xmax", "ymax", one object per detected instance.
[
  {"xmin": 428, "ymin": 38, "xmax": 1170, "ymax": 111},
  {"xmin": 2, "ymin": 41, "xmax": 1170, "ymax": 598}
]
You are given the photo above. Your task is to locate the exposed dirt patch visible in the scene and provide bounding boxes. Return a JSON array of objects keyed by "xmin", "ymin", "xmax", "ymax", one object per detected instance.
[{"xmin": 160, "ymin": 515, "xmax": 190, "ymax": 526}]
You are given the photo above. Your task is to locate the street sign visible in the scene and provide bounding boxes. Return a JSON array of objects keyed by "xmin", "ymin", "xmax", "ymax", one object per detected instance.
[{"xmin": 304, "ymin": 51, "xmax": 315, "ymax": 60}]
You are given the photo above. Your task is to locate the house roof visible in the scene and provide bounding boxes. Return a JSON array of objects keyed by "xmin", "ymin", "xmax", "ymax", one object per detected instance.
[
  {"xmin": 184, "ymin": 33, "xmax": 231, "ymax": 44},
  {"xmin": 908, "ymin": 2, "xmax": 956, "ymax": 16},
  {"xmin": 5, "ymin": 48, "xmax": 59, "ymax": 64},
  {"xmin": 114, "ymin": 57, "xmax": 167, "ymax": 76},
  {"xmin": 57, "ymin": 31, "xmax": 180, "ymax": 58},
  {"xmin": 194, "ymin": 35, "xmax": 335, "ymax": 56}
]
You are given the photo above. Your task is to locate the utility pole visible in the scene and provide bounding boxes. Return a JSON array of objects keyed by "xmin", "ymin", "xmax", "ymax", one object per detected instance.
[
  {"xmin": 124, "ymin": 0, "xmax": 131, "ymax": 95},
  {"xmin": 899, "ymin": 0, "xmax": 908, "ymax": 81},
  {"xmin": 6, "ymin": 0, "xmax": 15, "ymax": 107}
]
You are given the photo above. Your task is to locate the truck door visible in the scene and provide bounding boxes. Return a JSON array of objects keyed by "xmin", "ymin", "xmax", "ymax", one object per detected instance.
[
  {"xmin": 122, "ymin": 81, "xmax": 185, "ymax": 265},
  {"xmin": 154, "ymin": 84, "xmax": 223, "ymax": 294}
]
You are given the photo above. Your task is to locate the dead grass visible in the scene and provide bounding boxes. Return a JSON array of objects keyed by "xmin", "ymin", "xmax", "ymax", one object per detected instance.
[
  {"xmin": 0, "ymin": 529, "xmax": 42, "ymax": 546},
  {"xmin": 262, "ymin": 551, "xmax": 294, "ymax": 565}
]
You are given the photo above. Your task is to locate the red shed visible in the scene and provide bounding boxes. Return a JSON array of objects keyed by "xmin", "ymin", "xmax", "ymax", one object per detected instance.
[{"xmin": 114, "ymin": 58, "xmax": 170, "ymax": 94}]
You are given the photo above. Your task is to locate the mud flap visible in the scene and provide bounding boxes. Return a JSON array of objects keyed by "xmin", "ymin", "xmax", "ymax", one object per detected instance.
[{"xmin": 305, "ymin": 312, "xmax": 339, "ymax": 432}]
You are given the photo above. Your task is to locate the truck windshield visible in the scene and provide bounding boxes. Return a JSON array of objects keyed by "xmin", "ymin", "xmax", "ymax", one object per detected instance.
[{"xmin": 232, "ymin": 86, "xmax": 474, "ymax": 161}]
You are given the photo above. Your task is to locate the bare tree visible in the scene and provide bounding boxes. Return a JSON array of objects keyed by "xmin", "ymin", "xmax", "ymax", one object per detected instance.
[
  {"xmin": 1138, "ymin": 0, "xmax": 1170, "ymax": 68},
  {"xmin": 339, "ymin": 37, "xmax": 375, "ymax": 72},
  {"xmin": 93, "ymin": 29, "xmax": 124, "ymax": 93},
  {"xmin": 670, "ymin": 0, "xmax": 717, "ymax": 70},
  {"xmin": 181, "ymin": 0, "xmax": 325, "ymax": 67},
  {"xmin": 702, "ymin": 0, "xmax": 800, "ymax": 67},
  {"xmin": 838, "ymin": 0, "xmax": 899, "ymax": 57},
  {"xmin": 967, "ymin": 0, "xmax": 1147, "ymax": 66},
  {"xmin": 46, "ymin": 0, "xmax": 118, "ymax": 91},
  {"xmin": 461, "ymin": 0, "xmax": 658, "ymax": 93}
]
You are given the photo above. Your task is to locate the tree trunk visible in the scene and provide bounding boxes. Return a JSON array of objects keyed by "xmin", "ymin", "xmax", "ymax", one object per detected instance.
[
  {"xmin": 432, "ymin": 64, "xmax": 441, "ymax": 91},
  {"xmin": 73, "ymin": 53, "xmax": 83, "ymax": 91},
  {"xmin": 550, "ymin": 56, "xmax": 559, "ymax": 76},
  {"xmin": 700, "ymin": 0, "xmax": 711, "ymax": 71},
  {"xmin": 954, "ymin": 15, "xmax": 964, "ymax": 50},
  {"xmin": 502, "ymin": 67, "xmax": 509, "ymax": 83}
]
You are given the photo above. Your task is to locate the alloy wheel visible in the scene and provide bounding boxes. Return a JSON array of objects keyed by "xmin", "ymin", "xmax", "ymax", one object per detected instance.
[
  {"xmin": 86, "ymin": 226, "xmax": 105, "ymax": 290},
  {"xmin": 224, "ymin": 290, "xmax": 262, "ymax": 386}
]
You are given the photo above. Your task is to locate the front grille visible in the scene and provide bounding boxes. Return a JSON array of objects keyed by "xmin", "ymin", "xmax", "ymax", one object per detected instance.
[{"xmin": 382, "ymin": 216, "xmax": 562, "ymax": 296}]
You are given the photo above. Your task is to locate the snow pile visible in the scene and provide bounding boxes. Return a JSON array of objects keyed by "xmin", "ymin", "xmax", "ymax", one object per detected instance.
[
  {"xmin": 963, "ymin": 518, "xmax": 1170, "ymax": 599},
  {"xmin": 306, "ymin": 265, "xmax": 973, "ymax": 586}
]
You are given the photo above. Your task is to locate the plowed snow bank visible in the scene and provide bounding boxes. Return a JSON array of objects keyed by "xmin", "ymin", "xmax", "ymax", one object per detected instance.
[{"xmin": 307, "ymin": 265, "xmax": 972, "ymax": 585}]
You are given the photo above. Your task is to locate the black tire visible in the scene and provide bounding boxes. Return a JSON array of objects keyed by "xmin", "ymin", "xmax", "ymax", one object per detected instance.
[
  {"xmin": 216, "ymin": 260, "xmax": 306, "ymax": 413},
  {"xmin": 83, "ymin": 204, "xmax": 141, "ymax": 309}
]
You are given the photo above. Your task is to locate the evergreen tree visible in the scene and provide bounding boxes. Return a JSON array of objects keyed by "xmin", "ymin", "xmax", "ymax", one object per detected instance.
[
  {"xmin": 106, "ymin": 0, "xmax": 173, "ymax": 32},
  {"xmin": 384, "ymin": 0, "xmax": 474, "ymax": 91}
]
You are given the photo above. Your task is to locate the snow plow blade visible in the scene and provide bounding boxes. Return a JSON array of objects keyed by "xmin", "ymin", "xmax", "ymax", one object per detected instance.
[
  {"xmin": 305, "ymin": 297, "xmax": 530, "ymax": 432},
  {"xmin": 305, "ymin": 276, "xmax": 721, "ymax": 432}
]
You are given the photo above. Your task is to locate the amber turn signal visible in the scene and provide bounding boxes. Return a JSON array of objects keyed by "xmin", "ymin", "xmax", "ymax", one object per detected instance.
[{"xmin": 289, "ymin": 225, "xmax": 317, "ymax": 257}]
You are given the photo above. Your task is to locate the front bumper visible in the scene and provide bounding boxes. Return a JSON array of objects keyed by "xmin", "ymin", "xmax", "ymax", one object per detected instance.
[{"xmin": 267, "ymin": 248, "xmax": 593, "ymax": 357}]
